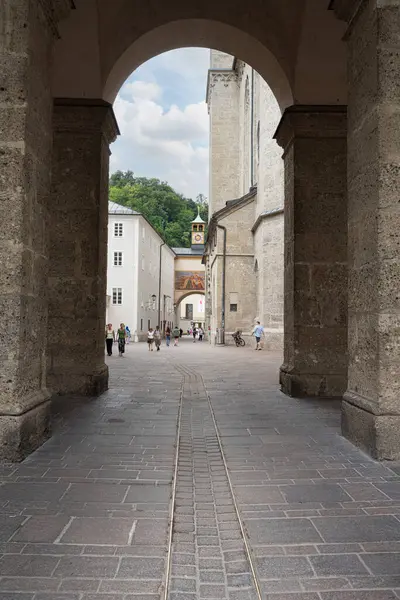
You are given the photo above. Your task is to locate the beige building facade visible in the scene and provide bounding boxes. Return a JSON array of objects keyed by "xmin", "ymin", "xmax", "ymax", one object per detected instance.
[
  {"xmin": 1, "ymin": 0, "xmax": 399, "ymax": 462},
  {"xmin": 173, "ymin": 216, "xmax": 206, "ymax": 333},
  {"xmin": 205, "ymin": 52, "xmax": 284, "ymax": 349}
]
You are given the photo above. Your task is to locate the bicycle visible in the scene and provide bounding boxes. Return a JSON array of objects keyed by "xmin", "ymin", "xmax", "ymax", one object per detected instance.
[{"xmin": 232, "ymin": 331, "xmax": 245, "ymax": 347}]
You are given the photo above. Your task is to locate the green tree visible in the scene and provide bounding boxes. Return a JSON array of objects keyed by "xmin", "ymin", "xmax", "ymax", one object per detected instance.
[{"xmin": 109, "ymin": 171, "xmax": 208, "ymax": 247}]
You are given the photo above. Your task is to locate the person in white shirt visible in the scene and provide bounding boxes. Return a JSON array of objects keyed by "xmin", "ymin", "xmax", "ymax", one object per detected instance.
[
  {"xmin": 147, "ymin": 327, "xmax": 154, "ymax": 351},
  {"xmin": 252, "ymin": 321, "xmax": 265, "ymax": 351}
]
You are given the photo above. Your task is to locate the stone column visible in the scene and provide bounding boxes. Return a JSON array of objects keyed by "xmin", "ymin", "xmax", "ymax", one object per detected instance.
[
  {"xmin": 0, "ymin": 0, "xmax": 57, "ymax": 460},
  {"xmin": 47, "ymin": 99, "xmax": 119, "ymax": 396},
  {"xmin": 275, "ymin": 106, "xmax": 348, "ymax": 398},
  {"xmin": 341, "ymin": 0, "xmax": 400, "ymax": 459}
]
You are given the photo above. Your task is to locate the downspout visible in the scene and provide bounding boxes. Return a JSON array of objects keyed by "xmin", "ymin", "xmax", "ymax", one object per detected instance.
[
  {"xmin": 217, "ymin": 224, "xmax": 227, "ymax": 345},
  {"xmin": 250, "ymin": 67, "xmax": 255, "ymax": 188},
  {"xmin": 158, "ymin": 242, "xmax": 165, "ymax": 327}
]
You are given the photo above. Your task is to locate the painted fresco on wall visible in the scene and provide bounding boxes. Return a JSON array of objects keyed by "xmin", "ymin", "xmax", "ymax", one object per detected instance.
[{"xmin": 175, "ymin": 271, "xmax": 205, "ymax": 291}]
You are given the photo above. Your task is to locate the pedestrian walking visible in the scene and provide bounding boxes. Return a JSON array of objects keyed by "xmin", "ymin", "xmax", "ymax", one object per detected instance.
[
  {"xmin": 147, "ymin": 327, "xmax": 155, "ymax": 351},
  {"xmin": 192, "ymin": 326, "xmax": 197, "ymax": 343},
  {"xmin": 252, "ymin": 321, "xmax": 265, "ymax": 351},
  {"xmin": 198, "ymin": 326, "xmax": 204, "ymax": 341},
  {"xmin": 117, "ymin": 323, "xmax": 126, "ymax": 357},
  {"xmin": 154, "ymin": 326, "xmax": 162, "ymax": 351},
  {"xmin": 105, "ymin": 323, "xmax": 115, "ymax": 356},
  {"xmin": 125, "ymin": 325, "xmax": 131, "ymax": 344},
  {"xmin": 179, "ymin": 328, "xmax": 183, "ymax": 338},
  {"xmin": 165, "ymin": 326, "xmax": 171, "ymax": 347},
  {"xmin": 173, "ymin": 325, "xmax": 180, "ymax": 346}
]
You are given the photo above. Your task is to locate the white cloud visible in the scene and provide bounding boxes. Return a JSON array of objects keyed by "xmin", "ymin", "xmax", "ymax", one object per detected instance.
[
  {"xmin": 122, "ymin": 80, "xmax": 161, "ymax": 101},
  {"xmin": 111, "ymin": 49, "xmax": 210, "ymax": 199}
]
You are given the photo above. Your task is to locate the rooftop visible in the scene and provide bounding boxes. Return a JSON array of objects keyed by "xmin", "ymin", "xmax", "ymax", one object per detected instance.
[
  {"xmin": 173, "ymin": 247, "xmax": 204, "ymax": 256},
  {"xmin": 108, "ymin": 201, "xmax": 140, "ymax": 215},
  {"xmin": 192, "ymin": 212, "xmax": 206, "ymax": 224}
]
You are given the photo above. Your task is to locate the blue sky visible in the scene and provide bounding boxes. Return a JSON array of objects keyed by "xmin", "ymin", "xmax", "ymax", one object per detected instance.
[{"xmin": 111, "ymin": 48, "xmax": 210, "ymax": 199}]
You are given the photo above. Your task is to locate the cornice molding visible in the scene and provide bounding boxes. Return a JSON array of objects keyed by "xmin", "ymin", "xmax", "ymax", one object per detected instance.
[
  {"xmin": 53, "ymin": 98, "xmax": 120, "ymax": 144},
  {"xmin": 251, "ymin": 207, "xmax": 284, "ymax": 233},
  {"xmin": 273, "ymin": 105, "xmax": 347, "ymax": 151},
  {"xmin": 206, "ymin": 69, "xmax": 238, "ymax": 106}
]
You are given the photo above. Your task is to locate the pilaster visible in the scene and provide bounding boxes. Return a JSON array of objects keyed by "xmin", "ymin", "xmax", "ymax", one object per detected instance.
[
  {"xmin": 0, "ymin": 0, "xmax": 55, "ymax": 459},
  {"xmin": 274, "ymin": 106, "xmax": 348, "ymax": 398},
  {"xmin": 47, "ymin": 99, "xmax": 119, "ymax": 396},
  {"xmin": 342, "ymin": 0, "xmax": 400, "ymax": 459}
]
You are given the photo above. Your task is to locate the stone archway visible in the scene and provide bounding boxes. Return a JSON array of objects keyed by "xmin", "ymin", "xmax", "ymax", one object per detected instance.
[
  {"xmin": 2, "ymin": 0, "xmax": 399, "ymax": 460},
  {"xmin": 174, "ymin": 292, "xmax": 206, "ymax": 334}
]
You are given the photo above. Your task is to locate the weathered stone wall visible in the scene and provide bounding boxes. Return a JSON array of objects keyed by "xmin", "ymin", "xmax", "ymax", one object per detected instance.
[
  {"xmin": 208, "ymin": 52, "xmax": 284, "ymax": 351},
  {"xmin": 0, "ymin": 0, "xmax": 55, "ymax": 460},
  {"xmin": 342, "ymin": 0, "xmax": 400, "ymax": 459},
  {"xmin": 254, "ymin": 77, "xmax": 284, "ymax": 350},
  {"xmin": 254, "ymin": 214, "xmax": 284, "ymax": 350},
  {"xmin": 208, "ymin": 199, "xmax": 256, "ymax": 344},
  {"xmin": 208, "ymin": 69, "xmax": 240, "ymax": 215},
  {"xmin": 276, "ymin": 107, "xmax": 348, "ymax": 399},
  {"xmin": 47, "ymin": 99, "xmax": 118, "ymax": 397}
]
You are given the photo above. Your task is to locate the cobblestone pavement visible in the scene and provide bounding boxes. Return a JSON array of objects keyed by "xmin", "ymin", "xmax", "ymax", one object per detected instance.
[{"xmin": 0, "ymin": 339, "xmax": 399, "ymax": 600}]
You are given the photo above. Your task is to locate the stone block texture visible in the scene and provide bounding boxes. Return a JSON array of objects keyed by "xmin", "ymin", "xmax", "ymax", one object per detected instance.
[
  {"xmin": 0, "ymin": 0, "xmax": 55, "ymax": 460},
  {"xmin": 208, "ymin": 69, "xmax": 241, "ymax": 215},
  {"xmin": 343, "ymin": 0, "xmax": 400, "ymax": 459},
  {"xmin": 47, "ymin": 99, "xmax": 119, "ymax": 396},
  {"xmin": 275, "ymin": 106, "xmax": 348, "ymax": 399}
]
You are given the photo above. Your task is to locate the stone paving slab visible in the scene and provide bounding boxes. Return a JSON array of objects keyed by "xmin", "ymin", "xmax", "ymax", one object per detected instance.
[{"xmin": 0, "ymin": 341, "xmax": 399, "ymax": 599}]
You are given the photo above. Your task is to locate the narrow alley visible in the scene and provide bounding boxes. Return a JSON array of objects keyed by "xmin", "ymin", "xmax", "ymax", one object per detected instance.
[{"xmin": 0, "ymin": 342, "xmax": 399, "ymax": 600}]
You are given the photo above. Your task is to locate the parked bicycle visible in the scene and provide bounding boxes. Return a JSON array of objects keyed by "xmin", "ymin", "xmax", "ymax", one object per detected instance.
[{"xmin": 232, "ymin": 330, "xmax": 245, "ymax": 347}]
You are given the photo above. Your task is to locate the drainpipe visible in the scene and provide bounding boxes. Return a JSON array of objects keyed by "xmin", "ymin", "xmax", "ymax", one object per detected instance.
[
  {"xmin": 158, "ymin": 242, "xmax": 165, "ymax": 327},
  {"xmin": 217, "ymin": 224, "xmax": 227, "ymax": 345},
  {"xmin": 250, "ymin": 67, "xmax": 255, "ymax": 188}
]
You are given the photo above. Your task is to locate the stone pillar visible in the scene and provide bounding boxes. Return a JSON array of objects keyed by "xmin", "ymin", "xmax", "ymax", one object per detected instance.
[
  {"xmin": 0, "ymin": 0, "xmax": 56, "ymax": 460},
  {"xmin": 341, "ymin": 0, "xmax": 400, "ymax": 459},
  {"xmin": 47, "ymin": 99, "xmax": 119, "ymax": 396},
  {"xmin": 275, "ymin": 106, "xmax": 348, "ymax": 398}
]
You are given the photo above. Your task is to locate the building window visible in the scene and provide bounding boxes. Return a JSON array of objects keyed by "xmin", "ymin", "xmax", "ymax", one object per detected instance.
[
  {"xmin": 140, "ymin": 318, "xmax": 143, "ymax": 331},
  {"xmin": 113, "ymin": 251, "xmax": 123, "ymax": 266},
  {"xmin": 148, "ymin": 319, "xmax": 151, "ymax": 330},
  {"xmin": 229, "ymin": 292, "xmax": 238, "ymax": 312},
  {"xmin": 112, "ymin": 288, "xmax": 123, "ymax": 305},
  {"xmin": 185, "ymin": 304, "xmax": 193, "ymax": 320},
  {"xmin": 114, "ymin": 222, "xmax": 123, "ymax": 237}
]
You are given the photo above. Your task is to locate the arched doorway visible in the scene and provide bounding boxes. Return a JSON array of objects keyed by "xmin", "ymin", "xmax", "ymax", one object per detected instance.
[{"xmin": 174, "ymin": 292, "xmax": 206, "ymax": 335}]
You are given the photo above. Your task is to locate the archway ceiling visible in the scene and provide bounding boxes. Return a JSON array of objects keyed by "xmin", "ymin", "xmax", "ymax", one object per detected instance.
[{"xmin": 54, "ymin": 0, "xmax": 346, "ymax": 111}]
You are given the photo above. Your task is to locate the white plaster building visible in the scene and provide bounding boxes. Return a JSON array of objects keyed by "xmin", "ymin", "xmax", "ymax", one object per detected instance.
[
  {"xmin": 106, "ymin": 202, "xmax": 175, "ymax": 341},
  {"xmin": 205, "ymin": 51, "xmax": 284, "ymax": 348}
]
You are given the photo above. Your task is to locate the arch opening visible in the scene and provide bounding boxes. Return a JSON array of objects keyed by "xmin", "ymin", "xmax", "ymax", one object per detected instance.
[{"xmin": 102, "ymin": 19, "xmax": 294, "ymax": 113}]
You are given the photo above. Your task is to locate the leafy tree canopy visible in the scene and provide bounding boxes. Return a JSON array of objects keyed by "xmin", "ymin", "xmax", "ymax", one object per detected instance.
[{"xmin": 109, "ymin": 170, "xmax": 208, "ymax": 248}]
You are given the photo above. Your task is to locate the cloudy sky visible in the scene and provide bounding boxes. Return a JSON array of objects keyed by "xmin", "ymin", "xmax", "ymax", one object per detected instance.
[{"xmin": 110, "ymin": 48, "xmax": 210, "ymax": 200}]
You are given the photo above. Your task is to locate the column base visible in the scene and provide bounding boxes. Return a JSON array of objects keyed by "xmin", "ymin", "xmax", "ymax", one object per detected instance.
[
  {"xmin": 280, "ymin": 365, "xmax": 345, "ymax": 398},
  {"xmin": 342, "ymin": 395, "xmax": 400, "ymax": 461},
  {"xmin": 0, "ymin": 401, "xmax": 51, "ymax": 462},
  {"xmin": 47, "ymin": 364, "xmax": 109, "ymax": 397}
]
